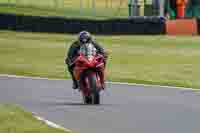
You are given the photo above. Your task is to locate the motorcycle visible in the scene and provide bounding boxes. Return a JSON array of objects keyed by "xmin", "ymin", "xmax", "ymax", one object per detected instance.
[{"xmin": 71, "ymin": 43, "xmax": 105, "ymax": 105}]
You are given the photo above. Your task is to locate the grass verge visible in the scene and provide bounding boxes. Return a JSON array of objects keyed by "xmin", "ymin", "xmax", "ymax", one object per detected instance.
[
  {"xmin": 0, "ymin": 3, "xmax": 128, "ymax": 19},
  {"xmin": 0, "ymin": 30, "xmax": 200, "ymax": 89},
  {"xmin": 0, "ymin": 104, "xmax": 70, "ymax": 133}
]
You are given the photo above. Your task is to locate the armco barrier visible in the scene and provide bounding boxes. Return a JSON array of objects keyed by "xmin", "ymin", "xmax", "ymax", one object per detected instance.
[{"xmin": 0, "ymin": 13, "xmax": 166, "ymax": 35}]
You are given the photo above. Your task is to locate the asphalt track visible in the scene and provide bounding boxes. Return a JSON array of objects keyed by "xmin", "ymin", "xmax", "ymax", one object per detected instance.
[{"xmin": 1, "ymin": 76, "xmax": 200, "ymax": 133}]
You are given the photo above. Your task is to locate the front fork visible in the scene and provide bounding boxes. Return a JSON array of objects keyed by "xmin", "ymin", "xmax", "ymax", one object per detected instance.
[{"xmin": 81, "ymin": 72, "xmax": 102, "ymax": 96}]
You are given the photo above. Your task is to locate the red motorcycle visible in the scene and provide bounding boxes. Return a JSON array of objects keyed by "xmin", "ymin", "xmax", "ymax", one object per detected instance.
[{"xmin": 71, "ymin": 43, "xmax": 105, "ymax": 105}]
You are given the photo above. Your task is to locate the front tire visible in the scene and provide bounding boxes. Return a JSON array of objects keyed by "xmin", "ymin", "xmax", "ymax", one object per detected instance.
[
  {"xmin": 83, "ymin": 95, "xmax": 92, "ymax": 104},
  {"xmin": 88, "ymin": 74, "xmax": 100, "ymax": 105}
]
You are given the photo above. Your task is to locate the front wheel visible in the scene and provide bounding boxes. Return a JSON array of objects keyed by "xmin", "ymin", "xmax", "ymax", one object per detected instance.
[
  {"xmin": 83, "ymin": 95, "xmax": 92, "ymax": 104},
  {"xmin": 88, "ymin": 74, "xmax": 100, "ymax": 105}
]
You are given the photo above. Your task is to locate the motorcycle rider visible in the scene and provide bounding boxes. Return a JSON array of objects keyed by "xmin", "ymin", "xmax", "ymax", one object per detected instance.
[{"xmin": 65, "ymin": 31, "xmax": 108, "ymax": 89}]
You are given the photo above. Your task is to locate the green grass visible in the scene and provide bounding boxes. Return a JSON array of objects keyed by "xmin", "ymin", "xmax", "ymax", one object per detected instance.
[
  {"xmin": 0, "ymin": 0, "xmax": 128, "ymax": 19},
  {"xmin": 0, "ymin": 104, "xmax": 70, "ymax": 133},
  {"xmin": 0, "ymin": 30, "xmax": 200, "ymax": 89}
]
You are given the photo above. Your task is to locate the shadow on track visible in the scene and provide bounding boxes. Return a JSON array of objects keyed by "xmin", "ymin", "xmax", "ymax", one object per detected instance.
[{"xmin": 45, "ymin": 101, "xmax": 114, "ymax": 107}]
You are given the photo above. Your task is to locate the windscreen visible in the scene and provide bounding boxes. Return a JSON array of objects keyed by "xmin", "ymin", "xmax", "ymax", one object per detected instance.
[{"xmin": 80, "ymin": 43, "xmax": 97, "ymax": 60}]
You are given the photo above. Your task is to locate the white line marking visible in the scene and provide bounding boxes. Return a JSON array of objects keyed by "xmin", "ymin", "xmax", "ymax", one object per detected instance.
[
  {"xmin": 0, "ymin": 74, "xmax": 63, "ymax": 80},
  {"xmin": 106, "ymin": 81, "xmax": 195, "ymax": 90},
  {"xmin": 0, "ymin": 74, "xmax": 199, "ymax": 91},
  {"xmin": 33, "ymin": 113, "xmax": 72, "ymax": 132}
]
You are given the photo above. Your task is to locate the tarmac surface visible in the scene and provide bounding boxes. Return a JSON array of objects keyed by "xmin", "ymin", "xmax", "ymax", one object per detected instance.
[{"xmin": 0, "ymin": 76, "xmax": 200, "ymax": 133}]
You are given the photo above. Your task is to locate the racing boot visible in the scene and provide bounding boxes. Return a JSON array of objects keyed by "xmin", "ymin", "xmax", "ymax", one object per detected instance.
[
  {"xmin": 71, "ymin": 74, "xmax": 78, "ymax": 89},
  {"xmin": 72, "ymin": 79, "xmax": 78, "ymax": 89}
]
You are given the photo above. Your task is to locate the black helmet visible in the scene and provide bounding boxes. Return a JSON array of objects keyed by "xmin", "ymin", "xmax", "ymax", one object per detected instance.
[{"xmin": 78, "ymin": 31, "xmax": 92, "ymax": 44}]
